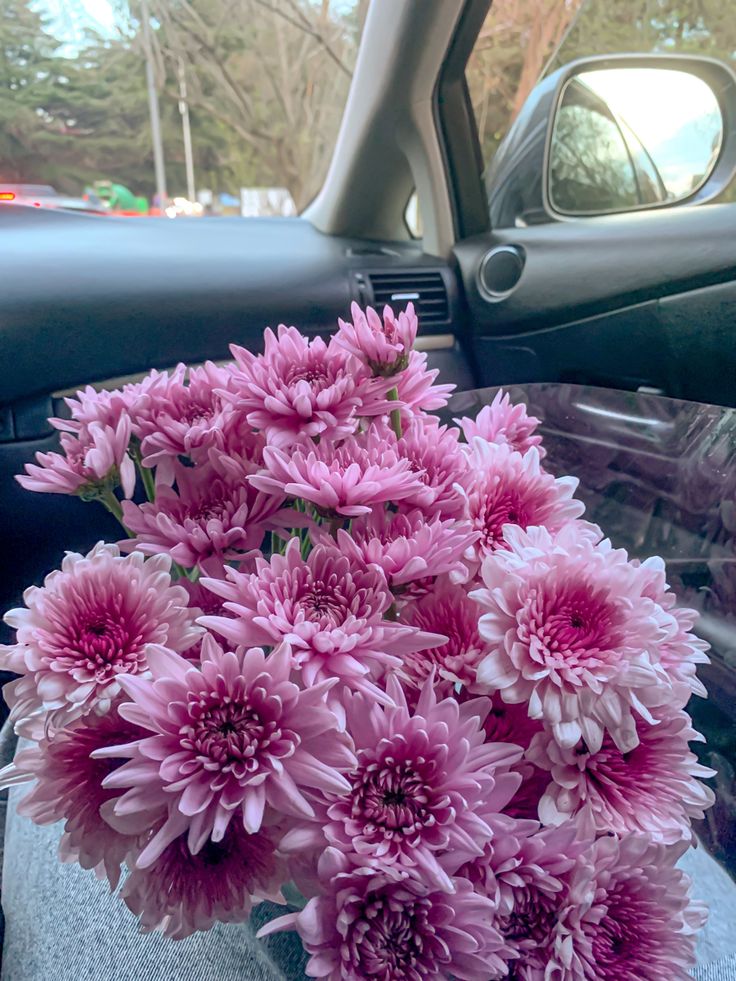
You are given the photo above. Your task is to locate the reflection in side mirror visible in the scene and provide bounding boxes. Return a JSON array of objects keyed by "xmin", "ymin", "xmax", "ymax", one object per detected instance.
[{"xmin": 548, "ymin": 68, "xmax": 723, "ymax": 216}]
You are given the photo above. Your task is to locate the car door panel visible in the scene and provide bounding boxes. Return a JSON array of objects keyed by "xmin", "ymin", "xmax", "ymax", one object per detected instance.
[{"xmin": 454, "ymin": 204, "xmax": 736, "ymax": 405}]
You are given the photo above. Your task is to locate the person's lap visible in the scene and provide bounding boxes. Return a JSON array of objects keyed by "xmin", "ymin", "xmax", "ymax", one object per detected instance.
[
  {"xmin": 2, "ymin": 781, "xmax": 736, "ymax": 980},
  {"xmin": 1, "ymin": 785, "xmax": 308, "ymax": 981}
]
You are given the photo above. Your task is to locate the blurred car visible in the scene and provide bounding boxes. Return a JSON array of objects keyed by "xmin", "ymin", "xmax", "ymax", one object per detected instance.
[{"xmin": 0, "ymin": 184, "xmax": 104, "ymax": 213}]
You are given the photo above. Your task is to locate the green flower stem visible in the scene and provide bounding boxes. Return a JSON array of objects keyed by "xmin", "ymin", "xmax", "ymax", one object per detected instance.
[
  {"xmin": 99, "ymin": 489, "xmax": 134, "ymax": 537},
  {"xmin": 130, "ymin": 442, "xmax": 156, "ymax": 501},
  {"xmin": 138, "ymin": 462, "xmax": 156, "ymax": 502},
  {"xmin": 387, "ymin": 386, "xmax": 402, "ymax": 440},
  {"xmin": 271, "ymin": 530, "xmax": 288, "ymax": 556}
]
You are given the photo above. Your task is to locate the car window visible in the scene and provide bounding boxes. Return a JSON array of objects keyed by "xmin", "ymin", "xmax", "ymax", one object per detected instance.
[
  {"xmin": 1, "ymin": 0, "xmax": 367, "ymax": 217},
  {"xmin": 466, "ymin": 0, "xmax": 736, "ymax": 206}
]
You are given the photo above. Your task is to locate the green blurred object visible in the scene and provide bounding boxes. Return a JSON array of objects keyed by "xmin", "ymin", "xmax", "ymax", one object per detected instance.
[{"xmin": 90, "ymin": 181, "xmax": 149, "ymax": 214}]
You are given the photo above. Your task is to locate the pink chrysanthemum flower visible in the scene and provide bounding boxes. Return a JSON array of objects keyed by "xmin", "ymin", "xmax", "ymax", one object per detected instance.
[
  {"xmin": 282, "ymin": 677, "xmax": 522, "ymax": 889},
  {"xmin": 472, "ymin": 524, "xmax": 673, "ymax": 753},
  {"xmin": 130, "ymin": 362, "xmax": 235, "ymax": 468},
  {"xmin": 456, "ymin": 389, "xmax": 544, "ymax": 456},
  {"xmin": 474, "ymin": 690, "xmax": 544, "ymax": 750},
  {"xmin": 226, "ymin": 326, "xmax": 393, "ymax": 449},
  {"xmin": 121, "ymin": 453, "xmax": 285, "ymax": 574},
  {"xmin": 461, "ymin": 439, "xmax": 584, "ymax": 558},
  {"xmin": 638, "ymin": 556, "xmax": 710, "ymax": 701},
  {"xmin": 334, "ymin": 509, "xmax": 476, "ymax": 590},
  {"xmin": 179, "ymin": 580, "xmax": 236, "ymax": 660},
  {"xmin": 17, "ymin": 416, "xmax": 136, "ymax": 499},
  {"xmin": 99, "ymin": 638, "xmax": 355, "ymax": 866},
  {"xmin": 62, "ymin": 385, "xmax": 131, "ymax": 429},
  {"xmin": 659, "ymin": 605, "xmax": 710, "ymax": 700},
  {"xmin": 455, "ymin": 690, "xmax": 546, "ymax": 820},
  {"xmin": 459, "ymin": 822, "xmax": 583, "ymax": 979},
  {"xmin": 121, "ymin": 820, "xmax": 285, "ymax": 939},
  {"xmin": 392, "ymin": 415, "xmax": 469, "ymax": 519},
  {"xmin": 502, "ymin": 761, "xmax": 551, "ymax": 822},
  {"xmin": 0, "ymin": 543, "xmax": 200, "ymax": 737},
  {"xmin": 250, "ymin": 428, "xmax": 426, "ymax": 517},
  {"xmin": 0, "ymin": 703, "xmax": 145, "ymax": 887},
  {"xmin": 549, "ymin": 836, "xmax": 706, "ymax": 981},
  {"xmin": 334, "ymin": 302, "xmax": 418, "ymax": 375},
  {"xmin": 260, "ymin": 848, "xmax": 510, "ymax": 981},
  {"xmin": 395, "ymin": 350, "xmax": 456, "ymax": 416},
  {"xmin": 201, "ymin": 540, "xmax": 444, "ymax": 708},
  {"xmin": 527, "ymin": 710, "xmax": 715, "ymax": 843},
  {"xmin": 401, "ymin": 578, "xmax": 488, "ymax": 690}
]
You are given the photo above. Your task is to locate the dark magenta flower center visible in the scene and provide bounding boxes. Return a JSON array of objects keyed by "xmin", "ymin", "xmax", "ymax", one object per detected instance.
[
  {"xmin": 78, "ymin": 616, "xmax": 131, "ymax": 660},
  {"xmin": 184, "ymin": 479, "xmax": 233, "ymax": 523},
  {"xmin": 188, "ymin": 498, "xmax": 227, "ymax": 522},
  {"xmin": 165, "ymin": 823, "xmax": 277, "ymax": 897},
  {"xmin": 300, "ymin": 583, "xmax": 347, "ymax": 624},
  {"xmin": 522, "ymin": 580, "xmax": 622, "ymax": 673},
  {"xmin": 179, "ymin": 395, "xmax": 215, "ymax": 426},
  {"xmin": 181, "ymin": 690, "xmax": 294, "ymax": 774},
  {"xmin": 591, "ymin": 883, "xmax": 654, "ymax": 977},
  {"xmin": 286, "ymin": 361, "xmax": 332, "ymax": 389},
  {"xmin": 352, "ymin": 757, "xmax": 430, "ymax": 834},
  {"xmin": 501, "ymin": 886, "xmax": 556, "ymax": 946},
  {"xmin": 477, "ymin": 489, "xmax": 531, "ymax": 549},
  {"xmin": 349, "ymin": 895, "xmax": 445, "ymax": 978},
  {"xmin": 70, "ymin": 610, "xmax": 144, "ymax": 680}
]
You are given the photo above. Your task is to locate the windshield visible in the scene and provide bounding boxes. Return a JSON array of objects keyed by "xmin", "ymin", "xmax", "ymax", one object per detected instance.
[{"xmin": 2, "ymin": 0, "xmax": 367, "ymax": 217}]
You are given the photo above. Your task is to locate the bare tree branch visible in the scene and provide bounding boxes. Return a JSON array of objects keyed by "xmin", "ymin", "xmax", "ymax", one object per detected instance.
[{"xmin": 250, "ymin": 0, "xmax": 352, "ymax": 77}]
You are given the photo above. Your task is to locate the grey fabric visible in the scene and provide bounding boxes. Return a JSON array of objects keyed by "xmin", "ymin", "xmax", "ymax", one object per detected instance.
[
  {"xmin": 4, "ymin": 811, "xmax": 736, "ymax": 981},
  {"xmin": 1, "ymin": 718, "xmax": 735, "ymax": 980},
  {"xmin": 682, "ymin": 842, "xmax": 736, "ymax": 979},
  {"xmin": 0, "ymin": 719, "xmax": 17, "ymax": 900},
  {"xmin": 681, "ymin": 843, "xmax": 736, "ymax": 969},
  {"xmin": 1, "ymin": 786, "xmax": 309, "ymax": 981},
  {"xmin": 693, "ymin": 955, "xmax": 736, "ymax": 981}
]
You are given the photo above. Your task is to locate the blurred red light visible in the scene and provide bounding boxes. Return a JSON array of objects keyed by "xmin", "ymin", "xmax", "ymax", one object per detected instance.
[{"xmin": 0, "ymin": 192, "xmax": 15, "ymax": 201}]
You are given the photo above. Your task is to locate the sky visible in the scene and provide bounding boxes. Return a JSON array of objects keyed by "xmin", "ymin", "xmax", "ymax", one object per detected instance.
[
  {"xmin": 38, "ymin": 0, "xmax": 119, "ymax": 48},
  {"xmin": 580, "ymin": 68, "xmax": 722, "ymax": 195},
  {"xmin": 581, "ymin": 68, "xmax": 720, "ymax": 149}
]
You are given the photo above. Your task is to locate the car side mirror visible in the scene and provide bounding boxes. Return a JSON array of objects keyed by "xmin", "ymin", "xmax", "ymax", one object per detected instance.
[{"xmin": 485, "ymin": 54, "xmax": 736, "ymax": 228}]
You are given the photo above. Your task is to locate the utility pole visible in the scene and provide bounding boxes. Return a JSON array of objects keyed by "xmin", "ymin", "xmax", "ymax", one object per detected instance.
[
  {"xmin": 140, "ymin": 0, "xmax": 167, "ymax": 211},
  {"xmin": 178, "ymin": 58, "xmax": 196, "ymax": 203}
]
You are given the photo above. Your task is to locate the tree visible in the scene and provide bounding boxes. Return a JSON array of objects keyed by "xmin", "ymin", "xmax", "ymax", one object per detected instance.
[
  {"xmin": 0, "ymin": 0, "xmax": 159, "ymax": 194},
  {"xmin": 467, "ymin": 0, "xmax": 736, "ymax": 203},
  {"xmin": 0, "ymin": 0, "xmax": 68, "ymax": 182},
  {"xmin": 466, "ymin": 0, "xmax": 585, "ymax": 167},
  {"xmin": 143, "ymin": 0, "xmax": 365, "ymax": 208},
  {"xmin": 554, "ymin": 0, "xmax": 736, "ymax": 66},
  {"xmin": 4, "ymin": 0, "xmax": 734, "ymax": 205}
]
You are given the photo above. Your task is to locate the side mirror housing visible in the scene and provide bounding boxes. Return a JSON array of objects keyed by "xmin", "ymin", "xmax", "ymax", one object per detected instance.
[{"xmin": 486, "ymin": 54, "xmax": 736, "ymax": 228}]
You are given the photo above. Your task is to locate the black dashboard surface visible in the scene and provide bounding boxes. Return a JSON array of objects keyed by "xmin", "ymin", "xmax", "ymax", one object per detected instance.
[{"xmin": 0, "ymin": 206, "xmax": 452, "ymax": 406}]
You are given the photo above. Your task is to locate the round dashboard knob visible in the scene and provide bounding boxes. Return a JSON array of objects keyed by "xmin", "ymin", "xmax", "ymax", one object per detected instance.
[{"xmin": 478, "ymin": 245, "xmax": 525, "ymax": 300}]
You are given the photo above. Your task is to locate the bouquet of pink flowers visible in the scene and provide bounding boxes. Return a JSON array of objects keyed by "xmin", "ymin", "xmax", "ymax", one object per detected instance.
[{"xmin": 0, "ymin": 304, "xmax": 715, "ymax": 979}]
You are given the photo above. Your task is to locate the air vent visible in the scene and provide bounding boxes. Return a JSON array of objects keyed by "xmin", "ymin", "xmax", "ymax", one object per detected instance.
[{"xmin": 368, "ymin": 270, "xmax": 450, "ymax": 327}]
